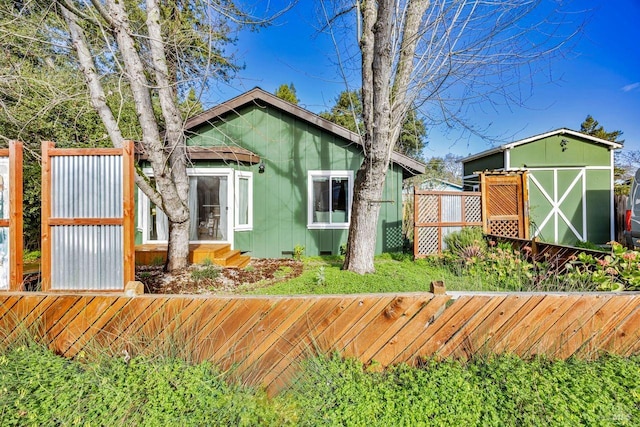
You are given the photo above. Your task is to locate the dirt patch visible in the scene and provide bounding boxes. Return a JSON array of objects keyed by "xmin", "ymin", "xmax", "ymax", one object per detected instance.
[{"xmin": 136, "ymin": 258, "xmax": 303, "ymax": 295}]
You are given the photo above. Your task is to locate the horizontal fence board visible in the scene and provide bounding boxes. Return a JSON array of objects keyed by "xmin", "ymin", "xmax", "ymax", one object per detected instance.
[{"xmin": 0, "ymin": 292, "xmax": 638, "ymax": 396}]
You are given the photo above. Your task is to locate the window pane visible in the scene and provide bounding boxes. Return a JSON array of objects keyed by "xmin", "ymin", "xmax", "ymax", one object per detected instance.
[
  {"xmin": 238, "ymin": 177, "xmax": 249, "ymax": 225},
  {"xmin": 331, "ymin": 177, "xmax": 349, "ymax": 223},
  {"xmin": 312, "ymin": 177, "xmax": 329, "ymax": 223}
]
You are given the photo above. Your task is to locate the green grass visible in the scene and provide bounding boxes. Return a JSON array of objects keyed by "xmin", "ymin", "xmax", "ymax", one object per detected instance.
[
  {"xmin": 249, "ymin": 253, "xmax": 522, "ymax": 295},
  {"xmin": 1, "ymin": 343, "xmax": 638, "ymax": 426}
]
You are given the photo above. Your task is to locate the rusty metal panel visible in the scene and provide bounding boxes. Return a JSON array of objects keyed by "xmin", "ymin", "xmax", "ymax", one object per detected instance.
[{"xmin": 51, "ymin": 225, "xmax": 123, "ymax": 290}]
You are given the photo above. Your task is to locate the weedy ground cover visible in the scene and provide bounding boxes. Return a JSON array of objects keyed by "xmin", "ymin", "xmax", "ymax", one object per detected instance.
[{"xmin": 1, "ymin": 343, "xmax": 638, "ymax": 426}]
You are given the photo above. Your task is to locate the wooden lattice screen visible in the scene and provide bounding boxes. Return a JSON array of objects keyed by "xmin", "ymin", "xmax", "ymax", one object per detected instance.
[
  {"xmin": 0, "ymin": 142, "xmax": 23, "ymax": 291},
  {"xmin": 414, "ymin": 190, "xmax": 482, "ymax": 257},
  {"xmin": 41, "ymin": 141, "xmax": 135, "ymax": 291},
  {"xmin": 480, "ymin": 171, "xmax": 529, "ymax": 239}
]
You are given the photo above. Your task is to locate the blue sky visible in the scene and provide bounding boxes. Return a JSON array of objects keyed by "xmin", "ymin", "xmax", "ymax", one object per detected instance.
[{"xmin": 211, "ymin": 1, "xmax": 640, "ymax": 161}]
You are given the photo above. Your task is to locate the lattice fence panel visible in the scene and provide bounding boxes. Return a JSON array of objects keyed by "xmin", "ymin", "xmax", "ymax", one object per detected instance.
[
  {"xmin": 464, "ymin": 196, "xmax": 482, "ymax": 223},
  {"xmin": 414, "ymin": 191, "xmax": 482, "ymax": 257},
  {"xmin": 417, "ymin": 194, "xmax": 439, "ymax": 223},
  {"xmin": 488, "ymin": 220, "xmax": 520, "ymax": 237},
  {"xmin": 487, "ymin": 184, "xmax": 518, "ymax": 215},
  {"xmin": 416, "ymin": 226, "xmax": 439, "ymax": 255}
]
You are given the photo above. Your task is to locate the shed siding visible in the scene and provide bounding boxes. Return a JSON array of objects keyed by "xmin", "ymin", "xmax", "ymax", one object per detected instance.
[
  {"xmin": 585, "ymin": 169, "xmax": 612, "ymax": 243},
  {"xmin": 510, "ymin": 134, "xmax": 611, "ymax": 168},
  {"xmin": 186, "ymin": 104, "xmax": 404, "ymax": 258},
  {"xmin": 463, "ymin": 152, "xmax": 504, "ymax": 176}
]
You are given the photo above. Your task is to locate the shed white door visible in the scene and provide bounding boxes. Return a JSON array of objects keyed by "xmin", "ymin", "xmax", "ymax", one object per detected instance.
[{"xmin": 527, "ymin": 168, "xmax": 586, "ymax": 244}]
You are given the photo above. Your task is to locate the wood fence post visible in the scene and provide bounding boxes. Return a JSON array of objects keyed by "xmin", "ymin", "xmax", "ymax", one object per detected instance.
[
  {"xmin": 122, "ymin": 140, "xmax": 135, "ymax": 284},
  {"xmin": 40, "ymin": 141, "xmax": 54, "ymax": 291},
  {"xmin": 9, "ymin": 141, "xmax": 23, "ymax": 291}
]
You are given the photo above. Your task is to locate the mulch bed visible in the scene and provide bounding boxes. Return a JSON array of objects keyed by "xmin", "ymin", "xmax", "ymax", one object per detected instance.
[{"xmin": 137, "ymin": 258, "xmax": 303, "ymax": 295}]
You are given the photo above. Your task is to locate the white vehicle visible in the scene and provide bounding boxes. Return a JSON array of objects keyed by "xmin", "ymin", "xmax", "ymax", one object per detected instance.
[{"xmin": 625, "ymin": 168, "xmax": 640, "ymax": 248}]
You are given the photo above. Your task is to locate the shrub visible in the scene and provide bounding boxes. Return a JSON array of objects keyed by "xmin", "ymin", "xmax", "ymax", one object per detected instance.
[{"xmin": 443, "ymin": 227, "xmax": 487, "ymax": 262}]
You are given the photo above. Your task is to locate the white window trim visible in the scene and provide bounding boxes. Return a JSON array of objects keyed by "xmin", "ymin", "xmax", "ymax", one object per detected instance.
[
  {"xmin": 234, "ymin": 171, "xmax": 253, "ymax": 231},
  {"xmin": 307, "ymin": 170, "xmax": 354, "ymax": 230},
  {"xmin": 138, "ymin": 167, "xmax": 234, "ymax": 246}
]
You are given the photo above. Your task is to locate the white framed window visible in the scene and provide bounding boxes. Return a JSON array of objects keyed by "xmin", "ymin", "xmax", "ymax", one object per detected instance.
[
  {"xmin": 138, "ymin": 168, "xmax": 234, "ymax": 245},
  {"xmin": 235, "ymin": 171, "xmax": 253, "ymax": 230},
  {"xmin": 307, "ymin": 170, "xmax": 354, "ymax": 229}
]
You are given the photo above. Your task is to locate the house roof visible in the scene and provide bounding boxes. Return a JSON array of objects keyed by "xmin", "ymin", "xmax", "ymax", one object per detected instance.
[
  {"xmin": 460, "ymin": 128, "xmax": 623, "ymax": 163},
  {"xmin": 183, "ymin": 87, "xmax": 426, "ymax": 176},
  {"xmin": 136, "ymin": 144, "xmax": 261, "ymax": 164}
]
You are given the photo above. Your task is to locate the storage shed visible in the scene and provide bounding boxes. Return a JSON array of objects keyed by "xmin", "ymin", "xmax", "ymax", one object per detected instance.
[{"xmin": 461, "ymin": 129, "xmax": 622, "ymax": 245}]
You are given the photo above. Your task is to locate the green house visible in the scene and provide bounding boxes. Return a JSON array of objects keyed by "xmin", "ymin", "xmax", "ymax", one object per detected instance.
[
  {"xmin": 135, "ymin": 88, "xmax": 425, "ymax": 258},
  {"xmin": 461, "ymin": 129, "xmax": 622, "ymax": 245}
]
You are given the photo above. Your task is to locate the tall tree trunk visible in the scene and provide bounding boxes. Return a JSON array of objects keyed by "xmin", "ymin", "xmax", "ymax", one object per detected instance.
[
  {"xmin": 60, "ymin": 0, "xmax": 191, "ymax": 271},
  {"xmin": 343, "ymin": 147, "xmax": 390, "ymax": 274},
  {"xmin": 344, "ymin": 0, "xmax": 429, "ymax": 274},
  {"xmin": 343, "ymin": 0, "xmax": 394, "ymax": 274}
]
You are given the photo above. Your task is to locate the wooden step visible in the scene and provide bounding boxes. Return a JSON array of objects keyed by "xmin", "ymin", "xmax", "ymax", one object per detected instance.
[
  {"xmin": 226, "ymin": 254, "xmax": 251, "ymax": 269},
  {"xmin": 135, "ymin": 243, "xmax": 249, "ymax": 268}
]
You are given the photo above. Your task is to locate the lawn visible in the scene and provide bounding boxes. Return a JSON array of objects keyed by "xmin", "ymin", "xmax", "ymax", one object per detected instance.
[{"xmin": 245, "ymin": 254, "xmax": 501, "ymax": 295}]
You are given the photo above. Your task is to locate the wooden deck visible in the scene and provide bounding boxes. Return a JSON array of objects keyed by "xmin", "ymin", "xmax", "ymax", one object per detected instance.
[{"xmin": 135, "ymin": 243, "xmax": 250, "ymax": 268}]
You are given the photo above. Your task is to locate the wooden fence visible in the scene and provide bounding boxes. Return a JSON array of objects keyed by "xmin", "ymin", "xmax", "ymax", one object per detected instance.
[
  {"xmin": 414, "ymin": 190, "xmax": 482, "ymax": 256},
  {"xmin": 487, "ymin": 234, "xmax": 610, "ymax": 271},
  {"xmin": 1, "ymin": 292, "xmax": 638, "ymax": 396}
]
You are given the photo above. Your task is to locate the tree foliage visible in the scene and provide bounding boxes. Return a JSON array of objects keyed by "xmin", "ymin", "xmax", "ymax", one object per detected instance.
[
  {"xmin": 0, "ymin": 1, "xmax": 211, "ymax": 252},
  {"xmin": 580, "ymin": 115, "xmax": 624, "ymax": 144},
  {"xmin": 320, "ymin": 89, "xmax": 426, "ymax": 160},
  {"xmin": 274, "ymin": 83, "xmax": 299, "ymax": 105}
]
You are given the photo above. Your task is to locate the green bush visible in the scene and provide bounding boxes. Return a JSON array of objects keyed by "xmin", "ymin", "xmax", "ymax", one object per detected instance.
[
  {"xmin": 289, "ymin": 354, "xmax": 640, "ymax": 426},
  {"xmin": 443, "ymin": 227, "xmax": 487, "ymax": 261}
]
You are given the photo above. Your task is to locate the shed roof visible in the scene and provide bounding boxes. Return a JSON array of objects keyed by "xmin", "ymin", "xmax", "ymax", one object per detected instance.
[
  {"xmin": 460, "ymin": 128, "xmax": 623, "ymax": 163},
  {"xmin": 184, "ymin": 87, "xmax": 426, "ymax": 176}
]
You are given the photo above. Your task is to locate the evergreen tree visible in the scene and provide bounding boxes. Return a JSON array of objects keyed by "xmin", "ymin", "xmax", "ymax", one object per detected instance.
[
  {"xmin": 274, "ymin": 83, "xmax": 299, "ymax": 105},
  {"xmin": 321, "ymin": 90, "xmax": 426, "ymax": 160},
  {"xmin": 320, "ymin": 90, "xmax": 362, "ymax": 133},
  {"xmin": 580, "ymin": 115, "xmax": 624, "ymax": 143}
]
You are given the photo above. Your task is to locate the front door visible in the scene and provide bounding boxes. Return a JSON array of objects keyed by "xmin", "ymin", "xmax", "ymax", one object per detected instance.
[{"xmin": 188, "ymin": 174, "xmax": 229, "ymax": 242}]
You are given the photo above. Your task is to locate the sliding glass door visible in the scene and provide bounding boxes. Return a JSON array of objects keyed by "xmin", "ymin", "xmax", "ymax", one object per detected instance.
[
  {"xmin": 142, "ymin": 169, "xmax": 233, "ymax": 244},
  {"xmin": 188, "ymin": 175, "xmax": 228, "ymax": 241}
]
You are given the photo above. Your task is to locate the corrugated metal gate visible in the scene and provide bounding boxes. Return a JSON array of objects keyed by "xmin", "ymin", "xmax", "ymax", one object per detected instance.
[
  {"xmin": 41, "ymin": 141, "xmax": 135, "ymax": 291},
  {"xmin": 414, "ymin": 190, "xmax": 482, "ymax": 256},
  {"xmin": 480, "ymin": 171, "xmax": 529, "ymax": 239}
]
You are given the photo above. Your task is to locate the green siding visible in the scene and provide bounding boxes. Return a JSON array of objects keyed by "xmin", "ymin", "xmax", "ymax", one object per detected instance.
[
  {"xmin": 585, "ymin": 169, "xmax": 612, "ymax": 244},
  {"xmin": 180, "ymin": 104, "xmax": 405, "ymax": 258},
  {"xmin": 463, "ymin": 152, "xmax": 504, "ymax": 176},
  {"xmin": 510, "ymin": 134, "xmax": 611, "ymax": 168}
]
